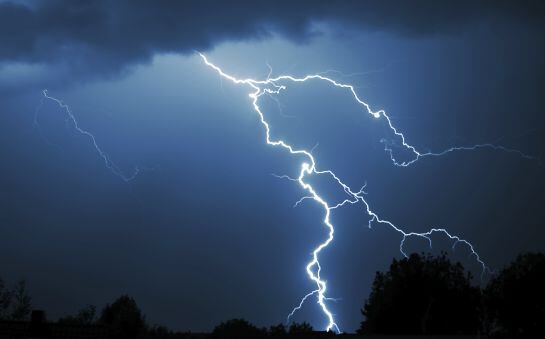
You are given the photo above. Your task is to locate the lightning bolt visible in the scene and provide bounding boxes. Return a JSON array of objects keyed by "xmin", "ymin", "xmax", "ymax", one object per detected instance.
[
  {"xmin": 37, "ymin": 90, "xmax": 139, "ymax": 182},
  {"xmin": 199, "ymin": 53, "xmax": 537, "ymax": 333}
]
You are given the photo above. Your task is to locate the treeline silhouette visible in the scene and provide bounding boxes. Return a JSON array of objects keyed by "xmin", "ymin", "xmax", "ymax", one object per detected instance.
[
  {"xmin": 0, "ymin": 251, "xmax": 543, "ymax": 338},
  {"xmin": 359, "ymin": 251, "xmax": 544, "ymax": 337}
]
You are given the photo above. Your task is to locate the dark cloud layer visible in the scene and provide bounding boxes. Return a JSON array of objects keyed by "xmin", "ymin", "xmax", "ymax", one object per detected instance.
[{"xmin": 2, "ymin": 0, "xmax": 544, "ymax": 80}]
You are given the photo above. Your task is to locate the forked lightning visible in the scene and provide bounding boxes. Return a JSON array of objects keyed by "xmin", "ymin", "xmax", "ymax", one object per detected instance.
[{"xmin": 199, "ymin": 53, "xmax": 535, "ymax": 332}]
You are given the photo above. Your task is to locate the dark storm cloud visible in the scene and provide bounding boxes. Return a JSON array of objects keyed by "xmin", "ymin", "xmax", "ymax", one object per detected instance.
[{"xmin": 1, "ymin": 0, "xmax": 544, "ymax": 80}]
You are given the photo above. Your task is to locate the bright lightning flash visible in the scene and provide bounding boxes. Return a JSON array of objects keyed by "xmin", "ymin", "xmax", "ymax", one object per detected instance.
[{"xmin": 199, "ymin": 53, "xmax": 536, "ymax": 333}]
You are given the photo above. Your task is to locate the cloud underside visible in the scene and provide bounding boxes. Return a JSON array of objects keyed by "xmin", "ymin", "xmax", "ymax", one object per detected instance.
[{"xmin": 1, "ymin": 0, "xmax": 544, "ymax": 80}]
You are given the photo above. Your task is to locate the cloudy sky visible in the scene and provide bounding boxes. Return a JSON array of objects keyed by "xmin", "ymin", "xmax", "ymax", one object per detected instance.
[{"xmin": 1, "ymin": 0, "xmax": 544, "ymax": 332}]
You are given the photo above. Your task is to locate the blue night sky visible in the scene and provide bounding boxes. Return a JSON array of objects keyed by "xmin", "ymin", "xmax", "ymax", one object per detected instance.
[{"xmin": 1, "ymin": 0, "xmax": 544, "ymax": 333}]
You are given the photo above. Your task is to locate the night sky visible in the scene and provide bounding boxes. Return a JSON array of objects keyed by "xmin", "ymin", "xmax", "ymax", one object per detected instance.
[{"xmin": 1, "ymin": 0, "xmax": 545, "ymax": 333}]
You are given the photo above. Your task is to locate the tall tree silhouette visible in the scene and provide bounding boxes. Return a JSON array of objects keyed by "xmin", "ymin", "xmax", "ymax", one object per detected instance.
[
  {"xmin": 10, "ymin": 280, "xmax": 31, "ymax": 321},
  {"xmin": 359, "ymin": 253, "xmax": 481, "ymax": 335},
  {"xmin": 484, "ymin": 252, "xmax": 545, "ymax": 337},
  {"xmin": 99, "ymin": 295, "xmax": 146, "ymax": 339}
]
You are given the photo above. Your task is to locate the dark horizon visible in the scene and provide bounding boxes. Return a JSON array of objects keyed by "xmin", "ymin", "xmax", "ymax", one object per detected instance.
[
  {"xmin": 1, "ymin": 0, "xmax": 545, "ymax": 334},
  {"xmin": 2, "ymin": 250, "xmax": 544, "ymax": 338}
]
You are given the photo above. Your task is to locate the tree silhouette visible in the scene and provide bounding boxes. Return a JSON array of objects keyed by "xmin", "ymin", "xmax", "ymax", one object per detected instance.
[
  {"xmin": 147, "ymin": 324, "xmax": 172, "ymax": 338},
  {"xmin": 10, "ymin": 280, "xmax": 32, "ymax": 321},
  {"xmin": 359, "ymin": 253, "xmax": 481, "ymax": 335},
  {"xmin": 58, "ymin": 304, "xmax": 97, "ymax": 325},
  {"xmin": 484, "ymin": 252, "xmax": 545, "ymax": 337},
  {"xmin": 269, "ymin": 323, "xmax": 287, "ymax": 337},
  {"xmin": 0, "ymin": 277, "xmax": 11, "ymax": 320},
  {"xmin": 288, "ymin": 322, "xmax": 314, "ymax": 336},
  {"xmin": 212, "ymin": 318, "xmax": 265, "ymax": 339},
  {"xmin": 99, "ymin": 295, "xmax": 146, "ymax": 339}
]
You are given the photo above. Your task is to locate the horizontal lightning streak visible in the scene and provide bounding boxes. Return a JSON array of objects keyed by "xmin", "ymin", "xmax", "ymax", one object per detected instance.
[{"xmin": 199, "ymin": 53, "xmax": 533, "ymax": 333}]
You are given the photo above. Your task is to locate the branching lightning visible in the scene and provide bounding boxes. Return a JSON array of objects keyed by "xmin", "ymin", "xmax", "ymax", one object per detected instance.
[
  {"xmin": 199, "ymin": 53, "xmax": 537, "ymax": 333},
  {"xmin": 37, "ymin": 90, "xmax": 139, "ymax": 182}
]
